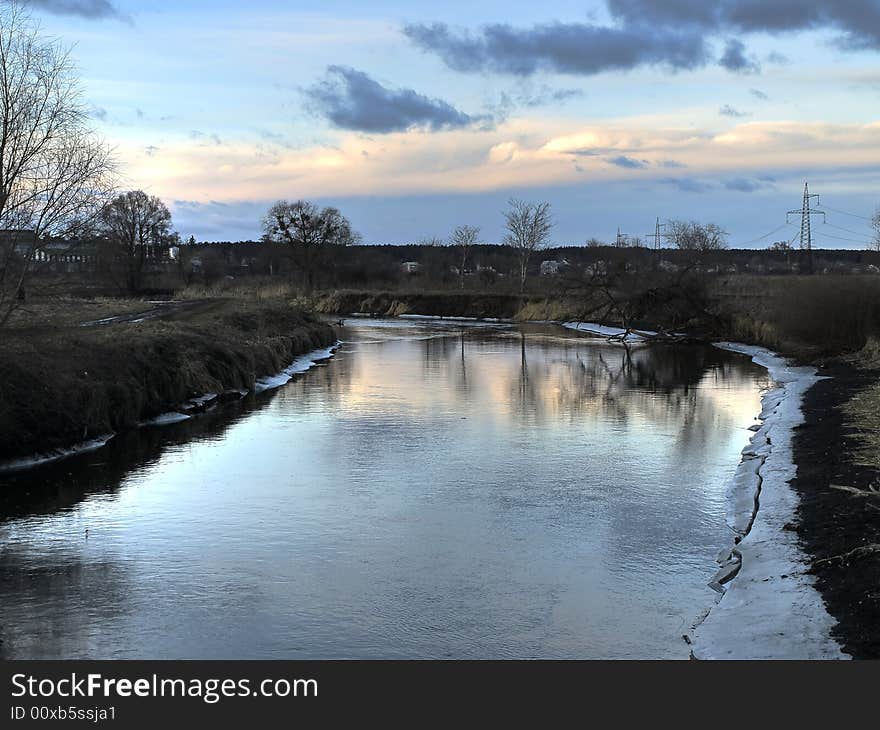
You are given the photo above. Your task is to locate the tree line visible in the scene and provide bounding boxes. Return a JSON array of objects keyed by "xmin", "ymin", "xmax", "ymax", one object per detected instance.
[{"xmin": 0, "ymin": 0, "xmax": 811, "ymax": 326}]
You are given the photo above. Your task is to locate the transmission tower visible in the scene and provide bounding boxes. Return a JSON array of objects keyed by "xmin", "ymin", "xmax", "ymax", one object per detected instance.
[
  {"xmin": 643, "ymin": 218, "xmax": 669, "ymax": 251},
  {"xmin": 786, "ymin": 182, "xmax": 825, "ymax": 273}
]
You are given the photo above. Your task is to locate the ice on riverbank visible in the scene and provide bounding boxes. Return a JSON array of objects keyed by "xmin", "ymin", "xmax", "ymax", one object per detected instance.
[
  {"xmin": 691, "ymin": 343, "xmax": 848, "ymax": 659},
  {"xmin": 254, "ymin": 344, "xmax": 338, "ymax": 393},
  {"xmin": 0, "ymin": 434, "xmax": 115, "ymax": 474},
  {"xmin": 139, "ymin": 411, "xmax": 192, "ymax": 427},
  {"xmin": 0, "ymin": 344, "xmax": 340, "ymax": 473},
  {"xmin": 562, "ymin": 322, "xmax": 657, "ymax": 341}
]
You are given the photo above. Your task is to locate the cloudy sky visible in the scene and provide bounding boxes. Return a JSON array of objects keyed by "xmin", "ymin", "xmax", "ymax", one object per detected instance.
[{"xmin": 25, "ymin": 0, "xmax": 880, "ymax": 246}]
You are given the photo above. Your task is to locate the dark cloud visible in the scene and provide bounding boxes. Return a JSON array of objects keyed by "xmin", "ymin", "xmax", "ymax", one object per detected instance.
[
  {"xmin": 406, "ymin": 3, "xmax": 880, "ymax": 83},
  {"xmin": 29, "ymin": 0, "xmax": 124, "ymax": 20},
  {"xmin": 606, "ymin": 155, "xmax": 648, "ymax": 169},
  {"xmin": 719, "ymin": 104, "xmax": 749, "ymax": 117},
  {"xmin": 403, "ymin": 21, "xmax": 709, "ymax": 77},
  {"xmin": 658, "ymin": 176, "xmax": 713, "ymax": 193},
  {"xmin": 606, "ymin": 0, "xmax": 718, "ymax": 28},
  {"xmin": 749, "ymin": 88, "xmax": 769, "ymax": 100},
  {"xmin": 659, "ymin": 159, "xmax": 687, "ymax": 168},
  {"xmin": 304, "ymin": 66, "xmax": 475, "ymax": 133},
  {"xmin": 607, "ymin": 1, "xmax": 880, "ymax": 50},
  {"xmin": 90, "ymin": 106, "xmax": 108, "ymax": 121},
  {"xmin": 719, "ymin": 39, "xmax": 760, "ymax": 73}
]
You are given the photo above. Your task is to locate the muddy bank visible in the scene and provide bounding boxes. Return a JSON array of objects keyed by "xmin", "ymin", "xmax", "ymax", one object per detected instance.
[
  {"xmin": 0, "ymin": 300, "xmax": 335, "ymax": 462},
  {"xmin": 790, "ymin": 361, "xmax": 880, "ymax": 658}
]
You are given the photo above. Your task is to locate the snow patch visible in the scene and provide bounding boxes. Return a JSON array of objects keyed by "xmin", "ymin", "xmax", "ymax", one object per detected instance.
[
  {"xmin": 562, "ymin": 321, "xmax": 657, "ymax": 341},
  {"xmin": 139, "ymin": 412, "xmax": 191, "ymax": 427},
  {"xmin": 2, "ymin": 344, "xmax": 340, "ymax": 473},
  {"xmin": 254, "ymin": 344, "xmax": 339, "ymax": 393},
  {"xmin": 0, "ymin": 435, "xmax": 115, "ymax": 474},
  {"xmin": 690, "ymin": 342, "xmax": 848, "ymax": 659}
]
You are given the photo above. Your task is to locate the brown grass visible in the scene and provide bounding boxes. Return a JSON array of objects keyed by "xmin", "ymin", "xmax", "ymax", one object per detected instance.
[{"xmin": 0, "ymin": 298, "xmax": 335, "ymax": 460}]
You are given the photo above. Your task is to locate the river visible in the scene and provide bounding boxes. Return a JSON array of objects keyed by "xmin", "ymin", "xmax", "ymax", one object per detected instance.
[{"xmin": 0, "ymin": 319, "xmax": 768, "ymax": 659}]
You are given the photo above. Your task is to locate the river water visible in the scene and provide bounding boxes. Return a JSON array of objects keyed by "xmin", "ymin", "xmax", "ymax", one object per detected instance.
[{"xmin": 0, "ymin": 320, "xmax": 768, "ymax": 659}]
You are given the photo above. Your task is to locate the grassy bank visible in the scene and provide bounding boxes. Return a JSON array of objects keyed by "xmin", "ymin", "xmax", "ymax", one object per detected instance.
[{"xmin": 0, "ymin": 298, "xmax": 335, "ymax": 461}]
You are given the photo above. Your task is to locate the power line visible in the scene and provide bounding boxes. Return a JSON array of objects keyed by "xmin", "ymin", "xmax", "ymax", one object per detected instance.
[
  {"xmin": 816, "ymin": 202, "xmax": 873, "ymax": 222},
  {"xmin": 818, "ymin": 231, "xmax": 875, "ymax": 245},
  {"xmin": 824, "ymin": 221, "xmax": 873, "ymax": 240},
  {"xmin": 733, "ymin": 222, "xmax": 792, "ymax": 247}
]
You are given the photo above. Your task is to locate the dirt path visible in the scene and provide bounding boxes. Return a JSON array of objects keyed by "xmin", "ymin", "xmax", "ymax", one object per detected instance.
[{"xmin": 78, "ymin": 298, "xmax": 223, "ymax": 328}]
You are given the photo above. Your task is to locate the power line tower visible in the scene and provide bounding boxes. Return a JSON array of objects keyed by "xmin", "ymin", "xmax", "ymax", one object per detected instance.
[
  {"xmin": 644, "ymin": 218, "xmax": 669, "ymax": 251},
  {"xmin": 786, "ymin": 182, "xmax": 825, "ymax": 273}
]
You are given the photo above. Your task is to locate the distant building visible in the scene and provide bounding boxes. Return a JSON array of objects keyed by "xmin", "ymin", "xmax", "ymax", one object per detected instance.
[
  {"xmin": 400, "ymin": 261, "xmax": 422, "ymax": 274},
  {"xmin": 1, "ymin": 229, "xmax": 37, "ymax": 255}
]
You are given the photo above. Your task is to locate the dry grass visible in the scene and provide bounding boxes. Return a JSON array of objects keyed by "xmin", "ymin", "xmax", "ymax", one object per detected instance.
[
  {"xmin": 0, "ymin": 298, "xmax": 335, "ymax": 460},
  {"xmin": 711, "ymin": 275, "xmax": 880, "ymax": 357},
  {"xmin": 4, "ymin": 297, "xmax": 150, "ymax": 331},
  {"xmin": 840, "ymin": 338, "xmax": 880, "ymax": 469},
  {"xmin": 178, "ymin": 277, "xmax": 298, "ymax": 301},
  {"xmin": 841, "ymin": 384, "xmax": 880, "ymax": 468}
]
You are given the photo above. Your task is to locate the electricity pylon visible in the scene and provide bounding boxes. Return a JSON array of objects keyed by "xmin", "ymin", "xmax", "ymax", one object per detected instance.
[
  {"xmin": 644, "ymin": 218, "xmax": 669, "ymax": 250},
  {"xmin": 786, "ymin": 182, "xmax": 825, "ymax": 273}
]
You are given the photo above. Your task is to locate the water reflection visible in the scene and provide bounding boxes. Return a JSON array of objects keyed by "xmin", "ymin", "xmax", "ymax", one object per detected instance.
[{"xmin": 0, "ymin": 320, "xmax": 767, "ymax": 659}]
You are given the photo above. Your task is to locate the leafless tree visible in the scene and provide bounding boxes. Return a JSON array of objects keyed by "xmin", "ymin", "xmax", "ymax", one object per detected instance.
[
  {"xmin": 261, "ymin": 199, "xmax": 360, "ymax": 291},
  {"xmin": 503, "ymin": 198, "xmax": 553, "ymax": 292},
  {"xmin": 100, "ymin": 190, "xmax": 175, "ymax": 293},
  {"xmin": 450, "ymin": 224, "xmax": 480, "ymax": 289},
  {"xmin": 871, "ymin": 207, "xmax": 880, "ymax": 252},
  {"xmin": 667, "ymin": 220, "xmax": 728, "ymax": 251},
  {"xmin": 0, "ymin": 1, "xmax": 115, "ymax": 325},
  {"xmin": 768, "ymin": 240, "xmax": 793, "ymax": 252}
]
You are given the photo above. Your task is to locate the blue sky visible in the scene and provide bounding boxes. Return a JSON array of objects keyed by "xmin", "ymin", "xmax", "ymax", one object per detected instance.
[{"xmin": 25, "ymin": 0, "xmax": 880, "ymax": 246}]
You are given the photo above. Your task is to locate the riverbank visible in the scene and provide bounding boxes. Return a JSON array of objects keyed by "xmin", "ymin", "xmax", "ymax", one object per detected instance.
[
  {"xmin": 561, "ymin": 321, "xmax": 868, "ymax": 658},
  {"xmin": 690, "ymin": 344, "xmax": 846, "ymax": 659},
  {"xmin": 0, "ymin": 298, "xmax": 335, "ymax": 464},
  {"xmin": 789, "ymin": 356, "xmax": 880, "ymax": 658}
]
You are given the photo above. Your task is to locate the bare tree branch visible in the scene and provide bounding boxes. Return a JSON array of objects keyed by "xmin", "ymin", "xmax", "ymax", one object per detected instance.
[{"xmin": 0, "ymin": 1, "xmax": 116, "ymax": 326}]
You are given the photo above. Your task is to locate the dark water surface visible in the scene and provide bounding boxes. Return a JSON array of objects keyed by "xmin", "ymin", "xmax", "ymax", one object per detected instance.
[{"xmin": 0, "ymin": 320, "xmax": 768, "ymax": 659}]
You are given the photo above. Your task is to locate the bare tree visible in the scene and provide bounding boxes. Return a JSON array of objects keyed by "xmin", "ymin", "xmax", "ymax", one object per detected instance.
[
  {"xmin": 100, "ymin": 191, "xmax": 176, "ymax": 294},
  {"xmin": 667, "ymin": 220, "xmax": 728, "ymax": 251},
  {"xmin": 0, "ymin": 1, "xmax": 115, "ymax": 325},
  {"xmin": 450, "ymin": 224, "xmax": 480, "ymax": 289},
  {"xmin": 503, "ymin": 198, "xmax": 553, "ymax": 292},
  {"xmin": 871, "ymin": 207, "xmax": 880, "ymax": 251},
  {"xmin": 261, "ymin": 199, "xmax": 360, "ymax": 291},
  {"xmin": 768, "ymin": 240, "xmax": 793, "ymax": 251}
]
